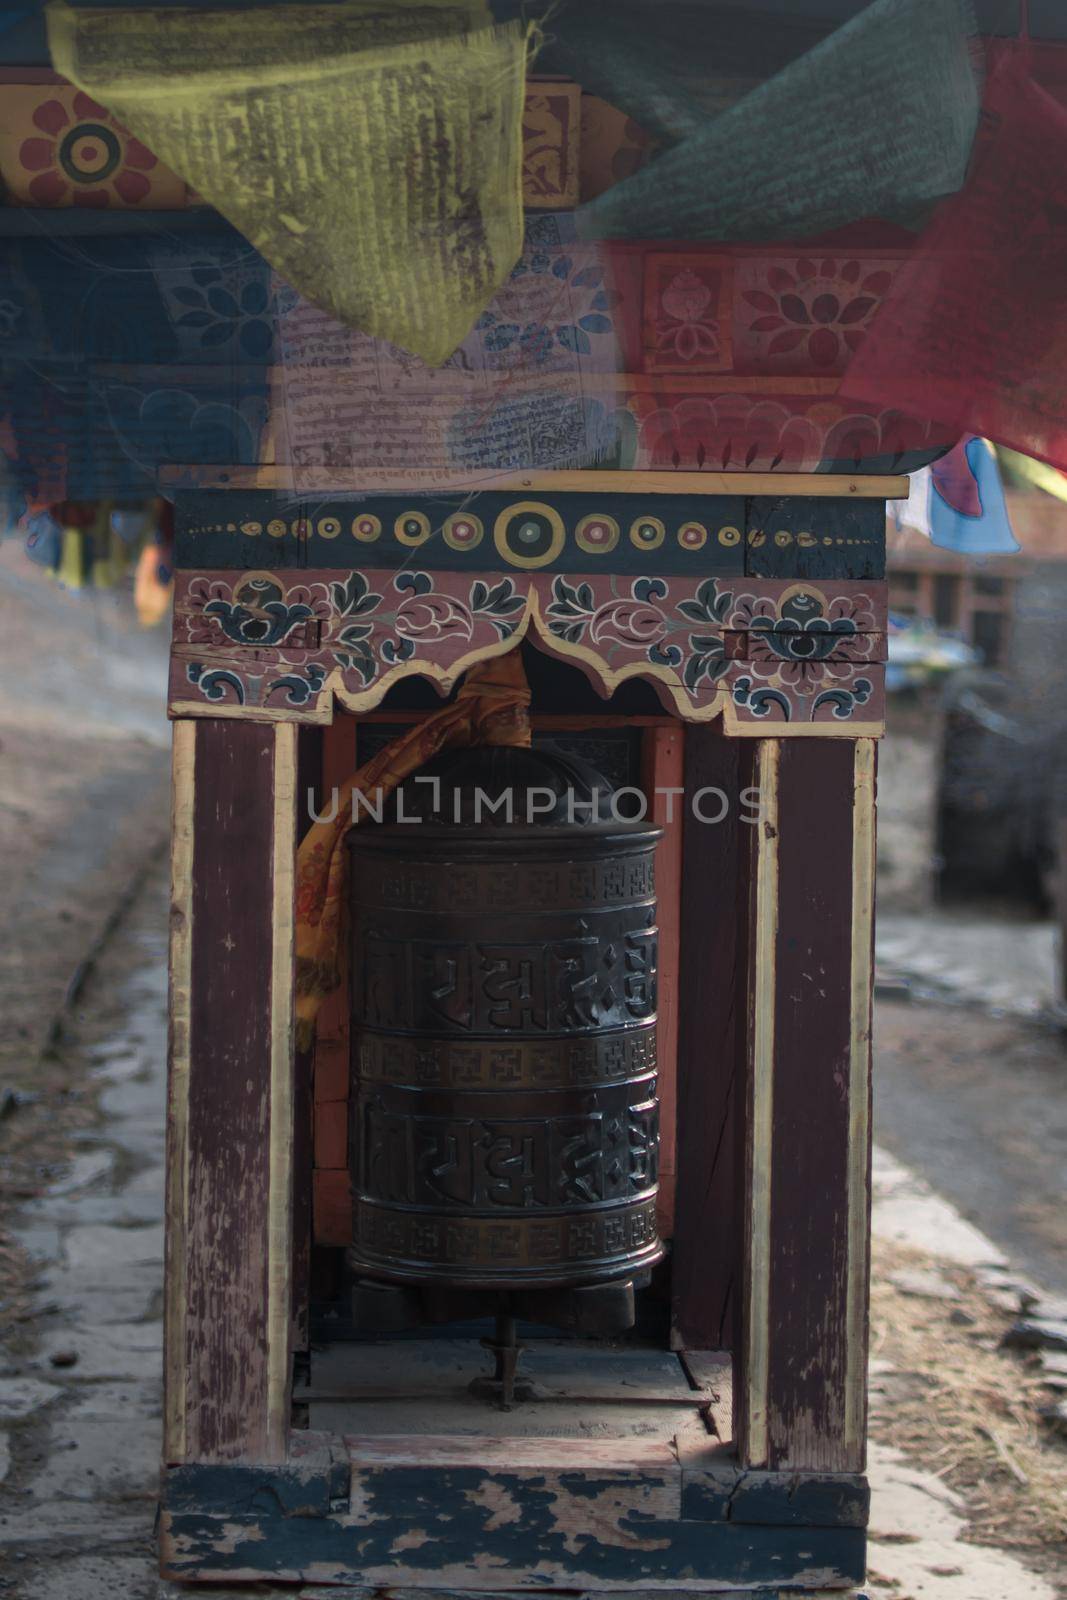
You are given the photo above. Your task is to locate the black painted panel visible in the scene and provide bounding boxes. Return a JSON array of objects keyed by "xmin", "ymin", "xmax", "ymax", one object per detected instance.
[
  {"xmin": 175, "ymin": 489, "xmax": 751, "ymax": 574},
  {"xmin": 744, "ymin": 495, "xmax": 885, "ymax": 579}
]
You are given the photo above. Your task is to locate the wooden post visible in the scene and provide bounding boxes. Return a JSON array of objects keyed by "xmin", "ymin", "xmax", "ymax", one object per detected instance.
[
  {"xmin": 738, "ymin": 737, "xmax": 875, "ymax": 1472},
  {"xmin": 165, "ymin": 717, "xmax": 298, "ymax": 1464},
  {"xmin": 641, "ymin": 723, "xmax": 684, "ymax": 1239},
  {"xmin": 671, "ymin": 729, "xmax": 755, "ymax": 1351}
]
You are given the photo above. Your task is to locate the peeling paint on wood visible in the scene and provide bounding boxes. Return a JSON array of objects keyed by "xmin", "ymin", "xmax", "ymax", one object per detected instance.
[
  {"xmin": 184, "ymin": 720, "xmax": 278, "ymax": 1462},
  {"xmin": 160, "ymin": 1438, "xmax": 865, "ymax": 1588},
  {"xmin": 765, "ymin": 740, "xmax": 863, "ymax": 1474}
]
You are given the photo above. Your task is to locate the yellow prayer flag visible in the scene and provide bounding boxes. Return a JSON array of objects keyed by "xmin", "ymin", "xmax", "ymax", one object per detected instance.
[{"xmin": 47, "ymin": 1, "xmax": 530, "ymax": 365}]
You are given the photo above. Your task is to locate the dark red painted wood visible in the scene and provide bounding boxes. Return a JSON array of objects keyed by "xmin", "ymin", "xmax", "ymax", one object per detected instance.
[
  {"xmin": 672, "ymin": 730, "xmax": 755, "ymax": 1362},
  {"xmin": 766, "ymin": 739, "xmax": 856, "ymax": 1471},
  {"xmin": 186, "ymin": 720, "xmax": 276, "ymax": 1460},
  {"xmin": 292, "ymin": 727, "xmax": 321, "ymax": 1353}
]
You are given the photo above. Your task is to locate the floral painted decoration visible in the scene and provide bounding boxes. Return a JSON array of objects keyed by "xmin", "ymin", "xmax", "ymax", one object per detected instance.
[
  {"xmin": 644, "ymin": 254, "xmax": 733, "ymax": 374},
  {"xmin": 0, "ymin": 85, "xmax": 186, "ymax": 209},
  {"xmin": 740, "ymin": 257, "xmax": 895, "ymax": 369}
]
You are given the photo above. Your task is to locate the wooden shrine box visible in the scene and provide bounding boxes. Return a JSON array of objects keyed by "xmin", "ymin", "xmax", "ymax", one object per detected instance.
[{"xmin": 160, "ymin": 463, "xmax": 897, "ymax": 1598}]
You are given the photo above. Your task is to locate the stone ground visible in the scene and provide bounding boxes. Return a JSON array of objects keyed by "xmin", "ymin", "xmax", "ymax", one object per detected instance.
[{"xmin": 876, "ymin": 907, "xmax": 1061, "ymax": 1020}]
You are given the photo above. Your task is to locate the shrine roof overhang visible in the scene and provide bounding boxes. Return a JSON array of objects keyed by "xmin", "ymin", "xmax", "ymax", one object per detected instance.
[{"xmin": 163, "ymin": 467, "xmax": 899, "ymax": 737}]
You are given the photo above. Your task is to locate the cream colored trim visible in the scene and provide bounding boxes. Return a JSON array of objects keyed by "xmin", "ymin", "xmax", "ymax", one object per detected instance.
[
  {"xmin": 722, "ymin": 708, "xmax": 885, "ymax": 739},
  {"xmin": 844, "ymin": 738, "xmax": 876, "ymax": 1463},
  {"xmin": 159, "ymin": 465, "xmax": 908, "ymax": 499},
  {"xmin": 266, "ymin": 722, "xmax": 298, "ymax": 1460},
  {"xmin": 167, "ymin": 700, "xmax": 335, "ymax": 725},
  {"xmin": 164, "ymin": 720, "xmax": 196, "ymax": 1463},
  {"xmin": 745, "ymin": 739, "xmax": 780, "ymax": 1467}
]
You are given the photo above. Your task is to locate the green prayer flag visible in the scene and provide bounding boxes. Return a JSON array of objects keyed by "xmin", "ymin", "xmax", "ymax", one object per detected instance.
[{"xmin": 578, "ymin": 0, "xmax": 980, "ymax": 242}]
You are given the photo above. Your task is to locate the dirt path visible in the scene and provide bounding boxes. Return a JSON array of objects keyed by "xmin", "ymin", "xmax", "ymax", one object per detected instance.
[{"xmin": 0, "ymin": 545, "xmax": 170, "ymax": 1357}]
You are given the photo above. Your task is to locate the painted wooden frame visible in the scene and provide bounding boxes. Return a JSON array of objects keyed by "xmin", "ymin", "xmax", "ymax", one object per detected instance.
[
  {"xmin": 165, "ymin": 470, "xmax": 898, "ymax": 737},
  {"xmin": 163, "ymin": 469, "xmax": 884, "ymax": 1592}
]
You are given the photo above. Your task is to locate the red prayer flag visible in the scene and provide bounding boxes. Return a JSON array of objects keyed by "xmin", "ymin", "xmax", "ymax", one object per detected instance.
[{"xmin": 842, "ymin": 49, "xmax": 1067, "ymax": 473}]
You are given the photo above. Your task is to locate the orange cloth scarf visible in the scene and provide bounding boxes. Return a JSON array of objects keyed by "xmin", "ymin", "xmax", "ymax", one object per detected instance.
[{"xmin": 294, "ymin": 648, "xmax": 531, "ymax": 1048}]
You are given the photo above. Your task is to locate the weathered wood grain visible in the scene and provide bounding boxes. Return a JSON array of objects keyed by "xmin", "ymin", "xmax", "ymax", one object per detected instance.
[
  {"xmin": 161, "ymin": 464, "xmax": 907, "ymax": 498},
  {"xmin": 671, "ymin": 732, "xmax": 755, "ymax": 1356},
  {"xmin": 738, "ymin": 740, "xmax": 779, "ymax": 1469},
  {"xmin": 844, "ymin": 740, "xmax": 876, "ymax": 1467},
  {"xmin": 159, "ymin": 1436, "xmax": 866, "ymax": 1588},
  {"xmin": 164, "ymin": 720, "xmax": 196, "ymax": 1464},
  {"xmin": 182, "ymin": 719, "xmax": 279, "ymax": 1462},
  {"xmin": 764, "ymin": 740, "xmax": 861, "ymax": 1473},
  {"xmin": 641, "ymin": 723, "xmax": 684, "ymax": 1238}
]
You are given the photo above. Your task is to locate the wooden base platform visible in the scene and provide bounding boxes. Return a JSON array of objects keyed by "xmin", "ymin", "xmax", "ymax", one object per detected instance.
[{"xmin": 160, "ymin": 1339, "xmax": 868, "ymax": 1593}]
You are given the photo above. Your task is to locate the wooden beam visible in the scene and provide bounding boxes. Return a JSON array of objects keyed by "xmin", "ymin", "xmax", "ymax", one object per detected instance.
[
  {"xmin": 170, "ymin": 719, "xmax": 296, "ymax": 1463},
  {"xmin": 164, "ymin": 720, "xmax": 196, "ymax": 1464},
  {"xmin": 738, "ymin": 739, "xmax": 780, "ymax": 1467},
  {"xmin": 736, "ymin": 739, "xmax": 874, "ymax": 1473},
  {"xmin": 641, "ymin": 724, "xmax": 685, "ymax": 1238},
  {"xmin": 159, "ymin": 465, "xmax": 907, "ymax": 499},
  {"xmin": 671, "ymin": 731, "xmax": 754, "ymax": 1353}
]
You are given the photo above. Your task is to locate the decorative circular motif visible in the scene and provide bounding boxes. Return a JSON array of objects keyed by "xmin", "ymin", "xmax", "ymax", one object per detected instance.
[
  {"xmin": 493, "ymin": 501, "xmax": 565, "ymax": 569},
  {"xmin": 443, "ymin": 512, "xmax": 484, "ymax": 552},
  {"xmin": 575, "ymin": 513, "xmax": 619, "ymax": 556},
  {"xmin": 352, "ymin": 514, "xmax": 381, "ymax": 543},
  {"xmin": 317, "ymin": 515, "xmax": 342, "ymax": 540},
  {"xmin": 395, "ymin": 510, "xmax": 432, "ymax": 546},
  {"xmin": 774, "ymin": 529, "xmax": 793, "ymax": 547},
  {"xmin": 240, "ymin": 520, "xmax": 262, "ymax": 537},
  {"xmin": 266, "ymin": 518, "xmax": 287, "ymax": 539},
  {"xmin": 629, "ymin": 516, "xmax": 666, "ymax": 551},
  {"xmin": 797, "ymin": 532, "xmax": 817, "ymax": 548},
  {"xmin": 677, "ymin": 521, "xmax": 708, "ymax": 551},
  {"xmin": 59, "ymin": 122, "xmax": 121, "ymax": 184},
  {"xmin": 717, "ymin": 524, "xmax": 741, "ymax": 547}
]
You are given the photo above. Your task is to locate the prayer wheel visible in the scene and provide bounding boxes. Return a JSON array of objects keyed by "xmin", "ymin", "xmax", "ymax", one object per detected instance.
[{"xmin": 346, "ymin": 747, "xmax": 663, "ymax": 1295}]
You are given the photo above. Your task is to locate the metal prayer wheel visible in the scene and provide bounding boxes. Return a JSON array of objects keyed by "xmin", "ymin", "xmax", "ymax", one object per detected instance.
[{"xmin": 347, "ymin": 746, "xmax": 663, "ymax": 1298}]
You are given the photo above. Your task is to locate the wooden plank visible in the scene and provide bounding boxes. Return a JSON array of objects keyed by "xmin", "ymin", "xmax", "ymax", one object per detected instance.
[
  {"xmin": 308, "ymin": 1340, "xmax": 692, "ymax": 1400},
  {"xmin": 678, "ymin": 1349, "xmax": 733, "ymax": 1444},
  {"xmin": 161, "ymin": 1586, "xmax": 864, "ymax": 1600},
  {"xmin": 314, "ymin": 1100, "xmax": 348, "ymax": 1170},
  {"xmin": 183, "ymin": 719, "xmax": 278, "ymax": 1462},
  {"xmin": 844, "ymin": 740, "xmax": 876, "ymax": 1467},
  {"xmin": 164, "ymin": 720, "xmax": 196, "ymax": 1465},
  {"xmin": 310, "ymin": 1398, "xmax": 705, "ymax": 1439},
  {"xmin": 736, "ymin": 741, "xmax": 780, "ymax": 1469},
  {"xmin": 314, "ymin": 1168, "xmax": 352, "ymax": 1247},
  {"xmin": 764, "ymin": 740, "xmax": 858, "ymax": 1473},
  {"xmin": 681, "ymin": 1464, "xmax": 869, "ymax": 1529},
  {"xmin": 313, "ymin": 713, "xmax": 354, "ymax": 1239},
  {"xmin": 160, "ymin": 465, "xmax": 907, "ymax": 498},
  {"xmin": 313, "ymin": 1038, "xmax": 348, "ymax": 1103},
  {"xmin": 671, "ymin": 733, "xmax": 755, "ymax": 1356},
  {"xmin": 292, "ymin": 725, "xmax": 322, "ymax": 1352},
  {"xmin": 346, "ymin": 1435, "xmax": 679, "ymax": 1469},
  {"xmin": 159, "ymin": 1447, "xmax": 866, "ymax": 1588},
  {"xmin": 268, "ymin": 723, "xmax": 298, "ymax": 1451},
  {"xmin": 641, "ymin": 724, "xmax": 684, "ymax": 1237}
]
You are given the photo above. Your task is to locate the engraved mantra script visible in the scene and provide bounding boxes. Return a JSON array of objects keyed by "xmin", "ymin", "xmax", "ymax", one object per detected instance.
[
  {"xmin": 357, "ymin": 922, "xmax": 658, "ymax": 1034},
  {"xmin": 359, "ymin": 1099, "xmax": 659, "ymax": 1211}
]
